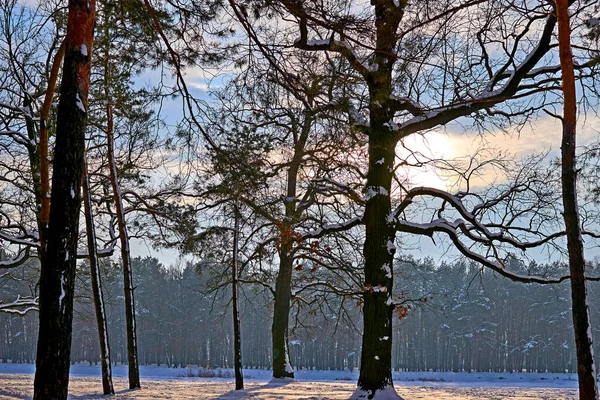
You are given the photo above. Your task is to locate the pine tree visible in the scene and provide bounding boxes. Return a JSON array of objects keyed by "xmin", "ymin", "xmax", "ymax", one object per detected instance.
[{"xmin": 33, "ymin": 1, "xmax": 96, "ymax": 398}]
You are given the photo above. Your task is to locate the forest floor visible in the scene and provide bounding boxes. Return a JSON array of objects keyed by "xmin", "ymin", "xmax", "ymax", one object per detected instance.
[{"xmin": 0, "ymin": 364, "xmax": 581, "ymax": 399}]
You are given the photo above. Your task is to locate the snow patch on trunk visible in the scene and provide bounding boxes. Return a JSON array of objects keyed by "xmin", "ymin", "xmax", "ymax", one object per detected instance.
[
  {"xmin": 58, "ymin": 271, "xmax": 66, "ymax": 310},
  {"xmin": 284, "ymin": 350, "xmax": 294, "ymax": 374},
  {"xmin": 75, "ymin": 93, "xmax": 86, "ymax": 113}
]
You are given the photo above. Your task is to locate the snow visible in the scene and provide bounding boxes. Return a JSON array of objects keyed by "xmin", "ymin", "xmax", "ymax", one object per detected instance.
[
  {"xmin": 350, "ymin": 107, "xmax": 369, "ymax": 127},
  {"xmin": 80, "ymin": 44, "xmax": 88, "ymax": 56},
  {"xmin": 363, "ymin": 186, "xmax": 389, "ymax": 201},
  {"xmin": 382, "ymin": 263, "xmax": 392, "ymax": 278},
  {"xmin": 365, "ymin": 61, "xmax": 379, "ymax": 72},
  {"xmin": 70, "ymin": 188, "xmax": 75, "ymax": 198},
  {"xmin": 386, "ymin": 240, "xmax": 396, "ymax": 253},
  {"xmin": 383, "ymin": 120, "xmax": 400, "ymax": 131},
  {"xmin": 351, "ymin": 385, "xmax": 403, "ymax": 400},
  {"xmin": 587, "ymin": 17, "xmax": 599, "ymax": 27},
  {"xmin": 75, "ymin": 93, "xmax": 86, "ymax": 113},
  {"xmin": 376, "ymin": 158, "xmax": 385, "ymax": 164},
  {"xmin": 304, "ymin": 217, "xmax": 362, "ymax": 238},
  {"xmin": 58, "ymin": 271, "xmax": 66, "ymax": 309},
  {"xmin": 0, "ymin": 365, "xmax": 582, "ymax": 399},
  {"xmin": 284, "ymin": 351, "xmax": 294, "ymax": 374}
]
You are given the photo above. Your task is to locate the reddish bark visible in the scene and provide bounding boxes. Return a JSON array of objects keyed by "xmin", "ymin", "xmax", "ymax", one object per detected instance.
[
  {"xmin": 39, "ymin": 39, "xmax": 66, "ymax": 250},
  {"xmin": 33, "ymin": 1, "xmax": 96, "ymax": 399},
  {"xmin": 556, "ymin": 1, "xmax": 599, "ymax": 399}
]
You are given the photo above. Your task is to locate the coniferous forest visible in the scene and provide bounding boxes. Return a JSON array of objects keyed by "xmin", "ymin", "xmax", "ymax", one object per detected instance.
[{"xmin": 2, "ymin": 256, "xmax": 600, "ymax": 375}]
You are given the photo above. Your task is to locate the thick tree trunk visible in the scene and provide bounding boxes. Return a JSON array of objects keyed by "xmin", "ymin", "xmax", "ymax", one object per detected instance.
[
  {"xmin": 353, "ymin": 4, "xmax": 405, "ymax": 398},
  {"xmin": 556, "ymin": 2, "xmax": 599, "ymax": 399},
  {"xmin": 82, "ymin": 156, "xmax": 114, "ymax": 395},
  {"xmin": 106, "ymin": 103, "xmax": 141, "ymax": 389},
  {"xmin": 232, "ymin": 197, "xmax": 244, "ymax": 390},
  {"xmin": 33, "ymin": 1, "xmax": 95, "ymax": 399},
  {"xmin": 354, "ymin": 123, "xmax": 400, "ymax": 399}
]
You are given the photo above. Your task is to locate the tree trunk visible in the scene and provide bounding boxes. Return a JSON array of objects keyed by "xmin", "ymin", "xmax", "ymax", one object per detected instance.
[
  {"xmin": 39, "ymin": 40, "xmax": 67, "ymax": 251},
  {"xmin": 82, "ymin": 156, "xmax": 114, "ymax": 395},
  {"xmin": 106, "ymin": 103, "xmax": 141, "ymax": 389},
  {"xmin": 271, "ymin": 111, "xmax": 313, "ymax": 379},
  {"xmin": 33, "ymin": 1, "xmax": 95, "ymax": 399},
  {"xmin": 556, "ymin": 2, "xmax": 599, "ymax": 399},
  {"xmin": 232, "ymin": 196, "xmax": 244, "ymax": 390},
  {"xmin": 272, "ymin": 249, "xmax": 294, "ymax": 379},
  {"xmin": 354, "ymin": 126, "xmax": 399, "ymax": 399}
]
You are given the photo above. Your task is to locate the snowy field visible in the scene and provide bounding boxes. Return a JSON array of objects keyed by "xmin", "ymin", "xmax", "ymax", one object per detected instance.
[{"xmin": 0, "ymin": 364, "xmax": 580, "ymax": 399}]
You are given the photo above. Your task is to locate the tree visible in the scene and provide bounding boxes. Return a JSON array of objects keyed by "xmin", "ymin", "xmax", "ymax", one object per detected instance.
[
  {"xmin": 556, "ymin": 1, "xmax": 598, "ymax": 398},
  {"xmin": 202, "ymin": 32, "xmax": 364, "ymax": 378},
  {"xmin": 228, "ymin": 1, "xmax": 600, "ymax": 397},
  {"xmin": 82, "ymin": 156, "xmax": 114, "ymax": 395},
  {"xmin": 33, "ymin": 0, "xmax": 96, "ymax": 398}
]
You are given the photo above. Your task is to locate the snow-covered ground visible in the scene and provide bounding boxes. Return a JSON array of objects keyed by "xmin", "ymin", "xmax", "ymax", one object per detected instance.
[{"xmin": 0, "ymin": 363, "xmax": 580, "ymax": 399}]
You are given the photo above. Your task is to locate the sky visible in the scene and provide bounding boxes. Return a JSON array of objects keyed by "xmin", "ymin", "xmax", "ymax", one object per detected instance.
[{"xmin": 132, "ymin": 54, "xmax": 600, "ymax": 270}]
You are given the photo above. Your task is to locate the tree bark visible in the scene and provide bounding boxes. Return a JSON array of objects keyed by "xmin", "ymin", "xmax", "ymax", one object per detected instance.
[
  {"xmin": 271, "ymin": 111, "xmax": 312, "ymax": 379},
  {"xmin": 556, "ymin": 2, "xmax": 599, "ymax": 399},
  {"xmin": 106, "ymin": 103, "xmax": 141, "ymax": 389},
  {"xmin": 272, "ymin": 249, "xmax": 294, "ymax": 378},
  {"xmin": 355, "ymin": 115, "xmax": 399, "ymax": 398},
  {"xmin": 39, "ymin": 40, "xmax": 67, "ymax": 251},
  {"xmin": 353, "ymin": 4, "xmax": 404, "ymax": 396},
  {"xmin": 232, "ymin": 197, "xmax": 244, "ymax": 390},
  {"xmin": 33, "ymin": 1, "xmax": 95, "ymax": 399},
  {"xmin": 82, "ymin": 156, "xmax": 114, "ymax": 395}
]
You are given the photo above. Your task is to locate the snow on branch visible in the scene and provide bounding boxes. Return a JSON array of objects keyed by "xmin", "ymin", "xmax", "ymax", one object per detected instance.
[
  {"xmin": 392, "ymin": 185, "xmax": 600, "ymax": 284},
  {"xmin": 0, "ymin": 247, "xmax": 31, "ymax": 269},
  {"xmin": 0, "ymin": 295, "xmax": 38, "ymax": 315},
  {"xmin": 0, "ymin": 230, "xmax": 39, "ymax": 248},
  {"xmin": 388, "ymin": 95, "xmax": 425, "ymax": 117},
  {"xmin": 396, "ymin": 12, "xmax": 567, "ymax": 137},
  {"xmin": 396, "ymin": 219, "xmax": 570, "ymax": 284},
  {"xmin": 294, "ymin": 35, "xmax": 370, "ymax": 77},
  {"xmin": 393, "ymin": 186, "xmax": 563, "ymax": 251},
  {"xmin": 303, "ymin": 217, "xmax": 363, "ymax": 239}
]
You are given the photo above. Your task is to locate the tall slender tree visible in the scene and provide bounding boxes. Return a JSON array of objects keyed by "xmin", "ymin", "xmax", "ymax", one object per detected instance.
[
  {"xmin": 106, "ymin": 101, "xmax": 140, "ymax": 388},
  {"xmin": 556, "ymin": 1, "xmax": 598, "ymax": 398},
  {"xmin": 232, "ymin": 195, "xmax": 243, "ymax": 390},
  {"xmin": 33, "ymin": 0, "xmax": 96, "ymax": 398},
  {"xmin": 82, "ymin": 155, "xmax": 114, "ymax": 395}
]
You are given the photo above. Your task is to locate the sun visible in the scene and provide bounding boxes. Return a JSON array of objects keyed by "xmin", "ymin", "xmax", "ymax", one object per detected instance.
[{"xmin": 395, "ymin": 132, "xmax": 455, "ymax": 190}]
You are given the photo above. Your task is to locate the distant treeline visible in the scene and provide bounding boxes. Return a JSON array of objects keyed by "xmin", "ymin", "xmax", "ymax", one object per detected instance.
[{"xmin": 0, "ymin": 256, "xmax": 597, "ymax": 373}]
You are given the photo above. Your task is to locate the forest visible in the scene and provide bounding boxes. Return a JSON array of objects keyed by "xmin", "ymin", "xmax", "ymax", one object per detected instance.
[
  {"xmin": 1, "ymin": 0, "xmax": 600, "ymax": 399},
  {"xmin": 2, "ymin": 256, "xmax": 600, "ymax": 375}
]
